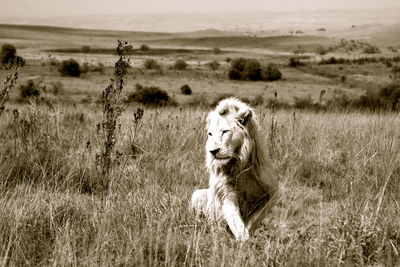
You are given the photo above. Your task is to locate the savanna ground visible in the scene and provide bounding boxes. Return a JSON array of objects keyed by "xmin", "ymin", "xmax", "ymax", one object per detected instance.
[{"xmin": 0, "ymin": 24, "xmax": 400, "ymax": 266}]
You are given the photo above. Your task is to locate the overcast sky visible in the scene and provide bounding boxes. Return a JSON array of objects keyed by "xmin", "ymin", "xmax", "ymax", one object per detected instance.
[{"xmin": 2, "ymin": 0, "xmax": 400, "ymax": 17}]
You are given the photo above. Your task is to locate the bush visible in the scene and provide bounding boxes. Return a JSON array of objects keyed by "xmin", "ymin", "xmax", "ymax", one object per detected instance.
[
  {"xmin": 213, "ymin": 47, "xmax": 221, "ymax": 54},
  {"xmin": 208, "ymin": 60, "xmax": 220, "ymax": 71},
  {"xmin": 0, "ymin": 44, "xmax": 24, "ymax": 67},
  {"xmin": 229, "ymin": 58, "xmax": 260, "ymax": 81},
  {"xmin": 140, "ymin": 44, "xmax": 150, "ymax": 51},
  {"xmin": 174, "ymin": 59, "xmax": 188, "ymax": 70},
  {"xmin": 180, "ymin": 84, "xmax": 192, "ymax": 95},
  {"xmin": 261, "ymin": 63, "xmax": 282, "ymax": 81},
  {"xmin": 317, "ymin": 46, "xmax": 329, "ymax": 55},
  {"xmin": 58, "ymin": 59, "xmax": 81, "ymax": 77},
  {"xmin": 18, "ymin": 80, "xmax": 42, "ymax": 99},
  {"xmin": 143, "ymin": 59, "xmax": 161, "ymax": 70},
  {"xmin": 243, "ymin": 59, "xmax": 262, "ymax": 81},
  {"xmin": 128, "ymin": 85, "xmax": 172, "ymax": 106},
  {"xmin": 364, "ymin": 45, "xmax": 381, "ymax": 54},
  {"xmin": 228, "ymin": 58, "xmax": 282, "ymax": 81},
  {"xmin": 0, "ymin": 44, "xmax": 16, "ymax": 65},
  {"xmin": 289, "ymin": 57, "xmax": 304, "ymax": 67},
  {"xmin": 228, "ymin": 69, "xmax": 242, "ymax": 80}
]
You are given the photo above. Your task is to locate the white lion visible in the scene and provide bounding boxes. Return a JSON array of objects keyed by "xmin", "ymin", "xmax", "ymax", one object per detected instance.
[{"xmin": 191, "ymin": 97, "xmax": 278, "ymax": 241}]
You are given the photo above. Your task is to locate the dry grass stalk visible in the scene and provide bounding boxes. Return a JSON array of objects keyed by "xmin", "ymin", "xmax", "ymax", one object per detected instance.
[{"xmin": 96, "ymin": 40, "xmax": 132, "ymax": 192}]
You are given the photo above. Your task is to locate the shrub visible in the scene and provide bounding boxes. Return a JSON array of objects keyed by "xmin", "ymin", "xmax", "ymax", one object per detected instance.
[
  {"xmin": 364, "ymin": 45, "xmax": 381, "ymax": 54},
  {"xmin": 81, "ymin": 45, "xmax": 90, "ymax": 53},
  {"xmin": 289, "ymin": 57, "xmax": 304, "ymax": 67},
  {"xmin": 213, "ymin": 47, "xmax": 221, "ymax": 54},
  {"xmin": 143, "ymin": 58, "xmax": 161, "ymax": 70},
  {"xmin": 180, "ymin": 84, "xmax": 192, "ymax": 95},
  {"xmin": 208, "ymin": 60, "xmax": 220, "ymax": 71},
  {"xmin": 230, "ymin": 58, "xmax": 247, "ymax": 72},
  {"xmin": 243, "ymin": 59, "xmax": 262, "ymax": 81},
  {"xmin": 18, "ymin": 79, "xmax": 42, "ymax": 99},
  {"xmin": 0, "ymin": 44, "xmax": 16, "ymax": 65},
  {"xmin": 317, "ymin": 46, "xmax": 329, "ymax": 55},
  {"xmin": 174, "ymin": 59, "xmax": 188, "ymax": 70},
  {"xmin": 128, "ymin": 86, "xmax": 172, "ymax": 106},
  {"xmin": 58, "ymin": 59, "xmax": 81, "ymax": 77},
  {"xmin": 261, "ymin": 63, "xmax": 282, "ymax": 81},
  {"xmin": 229, "ymin": 58, "xmax": 282, "ymax": 81},
  {"xmin": 228, "ymin": 69, "xmax": 242, "ymax": 80},
  {"xmin": 229, "ymin": 58, "xmax": 259, "ymax": 80},
  {"xmin": 140, "ymin": 44, "xmax": 150, "ymax": 51}
]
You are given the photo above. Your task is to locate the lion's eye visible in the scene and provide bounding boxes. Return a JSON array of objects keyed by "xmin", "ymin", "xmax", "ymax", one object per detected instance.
[
  {"xmin": 208, "ymin": 132, "xmax": 212, "ymax": 136},
  {"xmin": 222, "ymin": 130, "xmax": 229, "ymax": 135}
]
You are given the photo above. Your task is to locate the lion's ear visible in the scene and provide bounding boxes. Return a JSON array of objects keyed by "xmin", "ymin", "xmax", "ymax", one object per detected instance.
[{"xmin": 238, "ymin": 109, "xmax": 252, "ymax": 126}]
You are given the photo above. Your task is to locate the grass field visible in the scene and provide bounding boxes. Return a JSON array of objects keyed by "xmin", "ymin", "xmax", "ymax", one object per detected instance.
[
  {"xmin": 0, "ymin": 102, "xmax": 399, "ymax": 265},
  {"xmin": 1, "ymin": 22, "xmax": 400, "ymax": 265}
]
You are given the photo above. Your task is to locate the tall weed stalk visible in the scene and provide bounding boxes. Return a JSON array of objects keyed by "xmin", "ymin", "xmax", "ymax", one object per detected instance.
[{"xmin": 96, "ymin": 40, "xmax": 132, "ymax": 192}]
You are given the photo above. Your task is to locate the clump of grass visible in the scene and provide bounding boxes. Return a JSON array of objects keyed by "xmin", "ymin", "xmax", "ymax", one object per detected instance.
[
  {"xmin": 0, "ymin": 60, "xmax": 23, "ymax": 116},
  {"xmin": 96, "ymin": 40, "xmax": 132, "ymax": 193}
]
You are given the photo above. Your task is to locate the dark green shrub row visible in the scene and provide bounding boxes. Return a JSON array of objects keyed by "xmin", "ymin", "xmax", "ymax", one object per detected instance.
[{"xmin": 228, "ymin": 58, "xmax": 282, "ymax": 81}]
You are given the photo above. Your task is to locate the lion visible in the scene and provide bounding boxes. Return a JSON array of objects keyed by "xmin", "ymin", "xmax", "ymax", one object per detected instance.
[{"xmin": 190, "ymin": 97, "xmax": 278, "ymax": 241}]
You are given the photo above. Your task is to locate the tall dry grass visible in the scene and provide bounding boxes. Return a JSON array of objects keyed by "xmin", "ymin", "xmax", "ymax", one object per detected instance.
[{"xmin": 0, "ymin": 101, "xmax": 399, "ymax": 265}]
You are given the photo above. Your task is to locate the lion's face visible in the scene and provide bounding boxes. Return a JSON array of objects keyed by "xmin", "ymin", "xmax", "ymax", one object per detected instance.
[{"xmin": 206, "ymin": 106, "xmax": 253, "ymax": 170}]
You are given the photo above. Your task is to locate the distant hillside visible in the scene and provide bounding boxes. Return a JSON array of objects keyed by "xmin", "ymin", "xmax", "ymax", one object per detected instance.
[
  {"xmin": 1, "ymin": 8, "xmax": 399, "ymax": 32},
  {"xmin": 147, "ymin": 35, "xmax": 339, "ymax": 52},
  {"xmin": 0, "ymin": 24, "xmax": 173, "ymax": 41},
  {"xmin": 367, "ymin": 24, "xmax": 400, "ymax": 47},
  {"xmin": 0, "ymin": 24, "xmax": 241, "ymax": 49}
]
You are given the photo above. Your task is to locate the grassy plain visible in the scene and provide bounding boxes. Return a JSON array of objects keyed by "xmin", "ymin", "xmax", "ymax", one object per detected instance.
[{"xmin": 0, "ymin": 23, "xmax": 400, "ymax": 265}]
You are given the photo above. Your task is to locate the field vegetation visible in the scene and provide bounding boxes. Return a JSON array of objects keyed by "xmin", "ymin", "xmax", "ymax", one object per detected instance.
[{"xmin": 0, "ymin": 22, "xmax": 400, "ymax": 265}]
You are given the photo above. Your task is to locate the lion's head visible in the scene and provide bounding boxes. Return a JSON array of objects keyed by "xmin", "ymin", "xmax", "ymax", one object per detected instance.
[{"xmin": 205, "ymin": 98, "xmax": 263, "ymax": 175}]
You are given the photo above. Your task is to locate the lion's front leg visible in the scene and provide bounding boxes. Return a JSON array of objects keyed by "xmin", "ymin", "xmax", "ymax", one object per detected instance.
[
  {"xmin": 190, "ymin": 189, "xmax": 208, "ymax": 216},
  {"xmin": 221, "ymin": 196, "xmax": 249, "ymax": 241}
]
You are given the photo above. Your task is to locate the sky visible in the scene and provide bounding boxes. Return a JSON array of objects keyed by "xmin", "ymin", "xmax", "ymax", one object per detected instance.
[{"xmin": 2, "ymin": 0, "xmax": 400, "ymax": 17}]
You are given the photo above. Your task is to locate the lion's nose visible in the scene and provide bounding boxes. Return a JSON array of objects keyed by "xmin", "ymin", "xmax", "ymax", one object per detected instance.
[{"xmin": 210, "ymin": 148, "xmax": 220, "ymax": 155}]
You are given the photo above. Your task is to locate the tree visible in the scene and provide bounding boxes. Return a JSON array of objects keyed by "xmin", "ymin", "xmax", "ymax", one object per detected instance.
[
  {"xmin": 58, "ymin": 59, "xmax": 81, "ymax": 77},
  {"xmin": 140, "ymin": 44, "xmax": 150, "ymax": 51},
  {"xmin": 180, "ymin": 84, "xmax": 192, "ymax": 95},
  {"xmin": 0, "ymin": 44, "xmax": 17, "ymax": 65}
]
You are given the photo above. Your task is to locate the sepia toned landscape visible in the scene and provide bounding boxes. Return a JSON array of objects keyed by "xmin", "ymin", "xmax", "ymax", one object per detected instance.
[{"xmin": 0, "ymin": 6, "xmax": 400, "ymax": 265}]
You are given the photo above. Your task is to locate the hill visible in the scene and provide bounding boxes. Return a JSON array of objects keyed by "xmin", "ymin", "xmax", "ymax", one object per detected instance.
[{"xmin": 147, "ymin": 35, "xmax": 339, "ymax": 53}]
